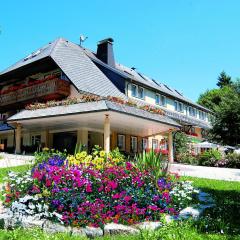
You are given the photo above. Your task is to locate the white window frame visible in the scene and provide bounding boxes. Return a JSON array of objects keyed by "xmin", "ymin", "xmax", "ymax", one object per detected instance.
[
  {"xmin": 117, "ymin": 134, "xmax": 126, "ymax": 151},
  {"xmin": 156, "ymin": 94, "xmax": 166, "ymax": 106},
  {"xmin": 142, "ymin": 138, "xmax": 148, "ymax": 151},
  {"xmin": 131, "ymin": 136, "xmax": 138, "ymax": 153},
  {"xmin": 138, "ymin": 86, "xmax": 144, "ymax": 99},
  {"xmin": 131, "ymin": 84, "xmax": 137, "ymax": 97},
  {"xmin": 31, "ymin": 135, "xmax": 41, "ymax": 146},
  {"xmin": 174, "ymin": 101, "xmax": 184, "ymax": 113},
  {"xmin": 152, "ymin": 139, "xmax": 158, "ymax": 150}
]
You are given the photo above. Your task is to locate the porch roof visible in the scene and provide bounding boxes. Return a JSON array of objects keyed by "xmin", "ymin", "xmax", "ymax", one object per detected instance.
[{"xmin": 7, "ymin": 100, "xmax": 181, "ymax": 137}]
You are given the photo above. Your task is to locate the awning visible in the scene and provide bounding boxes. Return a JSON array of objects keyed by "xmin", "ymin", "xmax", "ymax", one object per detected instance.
[
  {"xmin": 0, "ymin": 123, "xmax": 15, "ymax": 132},
  {"xmin": 193, "ymin": 141, "xmax": 219, "ymax": 148}
]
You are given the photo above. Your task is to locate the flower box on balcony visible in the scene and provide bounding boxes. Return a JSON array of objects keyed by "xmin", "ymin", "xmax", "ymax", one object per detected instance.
[{"xmin": 0, "ymin": 78, "xmax": 70, "ymax": 108}]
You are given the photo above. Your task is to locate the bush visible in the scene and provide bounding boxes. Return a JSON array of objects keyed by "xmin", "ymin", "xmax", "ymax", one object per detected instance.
[
  {"xmin": 176, "ymin": 152, "xmax": 198, "ymax": 165},
  {"xmin": 134, "ymin": 150, "xmax": 168, "ymax": 179},
  {"xmin": 215, "ymin": 152, "xmax": 240, "ymax": 168},
  {"xmin": 198, "ymin": 149, "xmax": 222, "ymax": 166}
]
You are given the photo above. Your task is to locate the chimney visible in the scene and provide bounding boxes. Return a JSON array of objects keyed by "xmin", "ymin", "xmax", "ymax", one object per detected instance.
[{"xmin": 96, "ymin": 38, "xmax": 115, "ymax": 67}]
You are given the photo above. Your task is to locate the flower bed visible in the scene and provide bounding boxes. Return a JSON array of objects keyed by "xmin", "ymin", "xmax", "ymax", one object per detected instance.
[
  {"xmin": 1, "ymin": 148, "xmax": 198, "ymax": 229},
  {"xmin": 25, "ymin": 95, "xmax": 166, "ymax": 116}
]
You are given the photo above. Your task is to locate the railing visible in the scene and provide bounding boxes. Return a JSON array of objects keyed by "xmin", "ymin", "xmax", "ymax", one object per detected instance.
[{"xmin": 0, "ymin": 78, "xmax": 70, "ymax": 107}]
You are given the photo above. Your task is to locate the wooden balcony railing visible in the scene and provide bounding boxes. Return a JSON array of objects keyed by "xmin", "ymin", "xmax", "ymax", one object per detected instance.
[{"xmin": 0, "ymin": 78, "xmax": 70, "ymax": 108}]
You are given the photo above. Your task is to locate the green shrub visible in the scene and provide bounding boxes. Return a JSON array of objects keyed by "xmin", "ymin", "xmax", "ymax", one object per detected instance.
[
  {"xmin": 198, "ymin": 149, "xmax": 222, "ymax": 166},
  {"xmin": 225, "ymin": 153, "xmax": 240, "ymax": 168},
  {"xmin": 134, "ymin": 150, "xmax": 169, "ymax": 179},
  {"xmin": 177, "ymin": 152, "xmax": 198, "ymax": 165}
]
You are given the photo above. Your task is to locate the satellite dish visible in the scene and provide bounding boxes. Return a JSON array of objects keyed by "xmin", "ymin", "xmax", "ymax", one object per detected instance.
[{"xmin": 80, "ymin": 35, "xmax": 88, "ymax": 46}]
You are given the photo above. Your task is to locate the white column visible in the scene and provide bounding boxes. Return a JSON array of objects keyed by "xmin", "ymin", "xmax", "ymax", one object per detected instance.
[
  {"xmin": 41, "ymin": 130, "xmax": 49, "ymax": 148},
  {"xmin": 77, "ymin": 129, "xmax": 88, "ymax": 149},
  {"xmin": 15, "ymin": 123, "xmax": 22, "ymax": 154},
  {"xmin": 168, "ymin": 131, "xmax": 174, "ymax": 163},
  {"xmin": 104, "ymin": 114, "xmax": 110, "ymax": 153}
]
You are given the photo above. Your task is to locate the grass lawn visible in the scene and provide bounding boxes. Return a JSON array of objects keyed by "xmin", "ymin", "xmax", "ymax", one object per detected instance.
[{"xmin": 0, "ymin": 166, "xmax": 239, "ymax": 239}]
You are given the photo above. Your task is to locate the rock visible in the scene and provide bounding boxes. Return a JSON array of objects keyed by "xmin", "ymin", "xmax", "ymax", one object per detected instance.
[
  {"xmin": 165, "ymin": 214, "xmax": 175, "ymax": 223},
  {"xmin": 84, "ymin": 226, "xmax": 103, "ymax": 238},
  {"xmin": 71, "ymin": 227, "xmax": 87, "ymax": 237},
  {"xmin": 179, "ymin": 207, "xmax": 202, "ymax": 220},
  {"xmin": 21, "ymin": 216, "xmax": 45, "ymax": 229},
  {"xmin": 104, "ymin": 223, "xmax": 140, "ymax": 235},
  {"xmin": 134, "ymin": 221, "xmax": 162, "ymax": 231},
  {"xmin": 43, "ymin": 220, "xmax": 71, "ymax": 234}
]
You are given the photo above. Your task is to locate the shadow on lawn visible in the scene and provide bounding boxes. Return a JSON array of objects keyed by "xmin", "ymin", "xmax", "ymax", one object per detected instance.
[{"xmin": 194, "ymin": 187, "xmax": 240, "ymax": 235}]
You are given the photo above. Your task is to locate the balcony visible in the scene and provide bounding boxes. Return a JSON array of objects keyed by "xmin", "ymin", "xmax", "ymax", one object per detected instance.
[{"xmin": 0, "ymin": 77, "xmax": 70, "ymax": 109}]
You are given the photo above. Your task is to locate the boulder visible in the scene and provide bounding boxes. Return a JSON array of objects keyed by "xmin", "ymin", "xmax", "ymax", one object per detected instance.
[
  {"xmin": 71, "ymin": 227, "xmax": 87, "ymax": 237},
  {"xmin": 179, "ymin": 207, "xmax": 202, "ymax": 220},
  {"xmin": 43, "ymin": 220, "xmax": 71, "ymax": 234},
  {"xmin": 84, "ymin": 226, "xmax": 103, "ymax": 238},
  {"xmin": 104, "ymin": 223, "xmax": 139, "ymax": 235},
  {"xmin": 134, "ymin": 221, "xmax": 162, "ymax": 231}
]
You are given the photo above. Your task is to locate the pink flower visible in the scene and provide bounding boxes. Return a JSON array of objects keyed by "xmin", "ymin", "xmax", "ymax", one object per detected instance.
[
  {"xmin": 123, "ymin": 195, "xmax": 132, "ymax": 202},
  {"xmin": 86, "ymin": 184, "xmax": 92, "ymax": 193}
]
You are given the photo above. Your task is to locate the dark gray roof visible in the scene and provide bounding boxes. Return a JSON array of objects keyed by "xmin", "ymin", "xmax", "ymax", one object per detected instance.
[
  {"xmin": 1, "ymin": 37, "xmax": 210, "ymax": 113},
  {"xmin": 83, "ymin": 48, "xmax": 211, "ymax": 113},
  {"xmin": 0, "ymin": 38, "xmax": 126, "ymax": 99},
  {"xmin": 7, "ymin": 100, "xmax": 181, "ymax": 128}
]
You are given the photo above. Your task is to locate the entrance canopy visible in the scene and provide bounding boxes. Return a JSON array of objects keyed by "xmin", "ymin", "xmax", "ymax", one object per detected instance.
[{"xmin": 7, "ymin": 100, "xmax": 181, "ymax": 137}]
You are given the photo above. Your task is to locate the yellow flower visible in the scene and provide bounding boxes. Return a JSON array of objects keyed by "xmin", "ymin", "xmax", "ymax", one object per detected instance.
[
  {"xmin": 76, "ymin": 153, "xmax": 82, "ymax": 160},
  {"xmin": 100, "ymin": 150, "xmax": 106, "ymax": 157},
  {"xmin": 42, "ymin": 147, "xmax": 49, "ymax": 151},
  {"xmin": 80, "ymin": 151, "xmax": 87, "ymax": 158}
]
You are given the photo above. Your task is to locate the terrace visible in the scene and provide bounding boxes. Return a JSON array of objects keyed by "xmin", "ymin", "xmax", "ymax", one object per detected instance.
[{"xmin": 0, "ymin": 76, "xmax": 70, "ymax": 110}]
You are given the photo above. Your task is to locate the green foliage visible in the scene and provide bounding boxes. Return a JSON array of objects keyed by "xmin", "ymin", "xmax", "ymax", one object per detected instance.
[
  {"xmin": 225, "ymin": 152, "xmax": 240, "ymax": 168},
  {"xmin": 198, "ymin": 149, "xmax": 222, "ymax": 166},
  {"xmin": 34, "ymin": 148, "xmax": 67, "ymax": 166},
  {"xmin": 174, "ymin": 132, "xmax": 197, "ymax": 164},
  {"xmin": 217, "ymin": 71, "xmax": 232, "ymax": 88},
  {"xmin": 197, "ymin": 88, "xmax": 222, "ymax": 111},
  {"xmin": 210, "ymin": 81, "xmax": 240, "ymax": 146},
  {"xmin": 134, "ymin": 150, "xmax": 168, "ymax": 179}
]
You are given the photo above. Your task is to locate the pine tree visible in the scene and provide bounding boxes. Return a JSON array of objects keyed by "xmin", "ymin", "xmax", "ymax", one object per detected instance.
[{"xmin": 217, "ymin": 71, "xmax": 232, "ymax": 88}]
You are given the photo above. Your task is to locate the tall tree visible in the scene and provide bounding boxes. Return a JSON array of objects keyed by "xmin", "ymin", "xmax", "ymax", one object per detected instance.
[
  {"xmin": 210, "ymin": 81, "xmax": 240, "ymax": 146},
  {"xmin": 217, "ymin": 71, "xmax": 232, "ymax": 88}
]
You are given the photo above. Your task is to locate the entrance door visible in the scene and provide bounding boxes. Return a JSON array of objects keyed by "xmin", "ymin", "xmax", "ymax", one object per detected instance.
[{"xmin": 53, "ymin": 131, "xmax": 77, "ymax": 154}]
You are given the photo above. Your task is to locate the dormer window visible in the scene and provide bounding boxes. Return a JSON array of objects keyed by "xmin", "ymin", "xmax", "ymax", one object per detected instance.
[
  {"xmin": 138, "ymin": 86, "xmax": 144, "ymax": 99},
  {"xmin": 156, "ymin": 94, "xmax": 166, "ymax": 106},
  {"xmin": 189, "ymin": 106, "xmax": 197, "ymax": 117},
  {"xmin": 131, "ymin": 84, "xmax": 144, "ymax": 99},
  {"xmin": 174, "ymin": 101, "xmax": 184, "ymax": 112},
  {"xmin": 132, "ymin": 84, "xmax": 137, "ymax": 97}
]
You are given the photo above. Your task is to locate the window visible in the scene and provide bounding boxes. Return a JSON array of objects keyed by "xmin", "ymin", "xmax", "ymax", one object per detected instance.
[
  {"xmin": 156, "ymin": 94, "xmax": 166, "ymax": 106},
  {"xmin": 142, "ymin": 138, "xmax": 148, "ymax": 151},
  {"xmin": 199, "ymin": 110, "xmax": 206, "ymax": 120},
  {"xmin": 117, "ymin": 134, "xmax": 125, "ymax": 151},
  {"xmin": 131, "ymin": 84, "xmax": 144, "ymax": 99},
  {"xmin": 131, "ymin": 85, "xmax": 137, "ymax": 97},
  {"xmin": 31, "ymin": 135, "xmax": 41, "ymax": 146},
  {"xmin": 189, "ymin": 106, "xmax": 197, "ymax": 117},
  {"xmin": 131, "ymin": 136, "xmax": 138, "ymax": 153},
  {"xmin": 138, "ymin": 87, "xmax": 144, "ymax": 99},
  {"xmin": 174, "ymin": 101, "xmax": 184, "ymax": 112},
  {"xmin": 152, "ymin": 139, "xmax": 158, "ymax": 150}
]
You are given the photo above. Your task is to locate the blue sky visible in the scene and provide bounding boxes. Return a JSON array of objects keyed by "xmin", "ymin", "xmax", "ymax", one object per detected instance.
[{"xmin": 0, "ymin": 0, "xmax": 240, "ymax": 101}]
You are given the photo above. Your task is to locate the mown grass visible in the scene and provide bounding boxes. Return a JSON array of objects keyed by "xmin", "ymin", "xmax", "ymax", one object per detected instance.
[
  {"xmin": 0, "ymin": 164, "xmax": 31, "ymax": 184},
  {"xmin": 0, "ymin": 166, "xmax": 239, "ymax": 239}
]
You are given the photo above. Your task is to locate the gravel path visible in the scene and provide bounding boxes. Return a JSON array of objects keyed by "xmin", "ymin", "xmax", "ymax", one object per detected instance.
[
  {"xmin": 170, "ymin": 163, "xmax": 240, "ymax": 182},
  {"xmin": 0, "ymin": 153, "xmax": 34, "ymax": 168}
]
